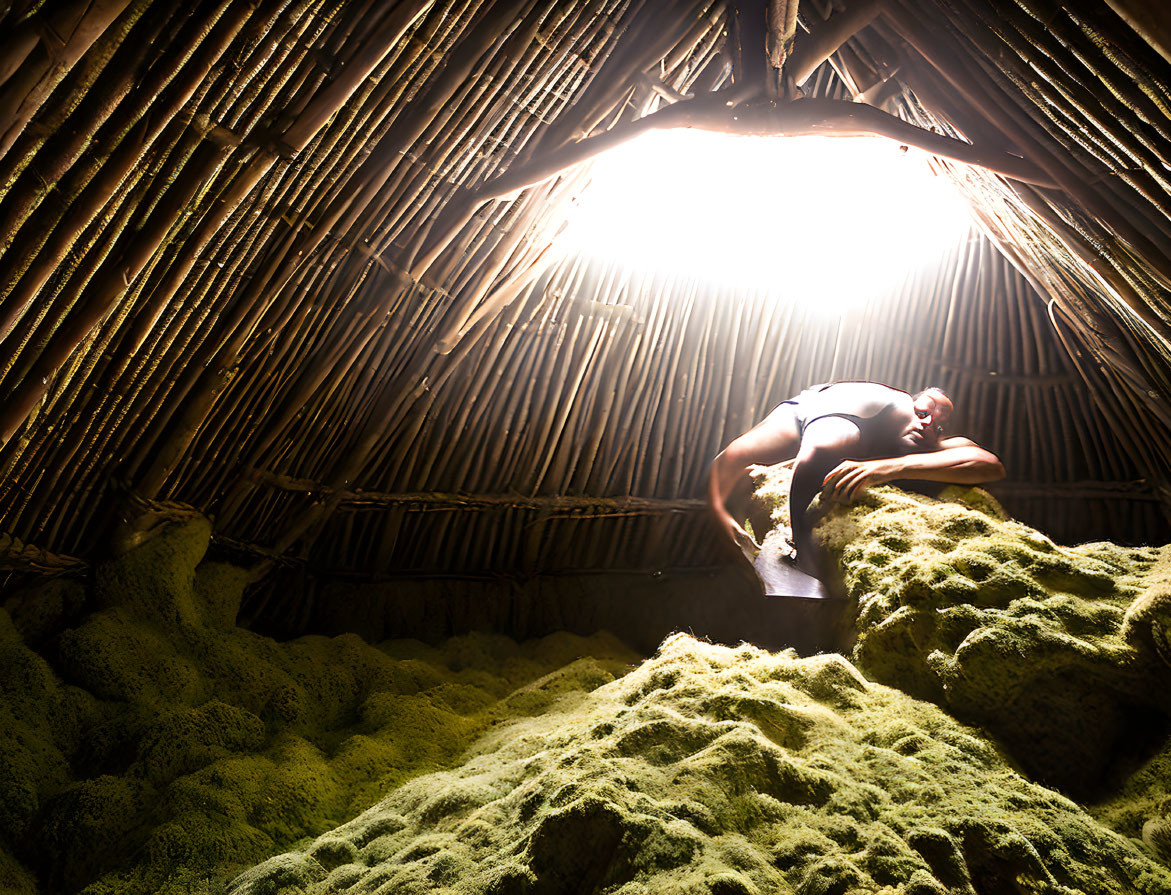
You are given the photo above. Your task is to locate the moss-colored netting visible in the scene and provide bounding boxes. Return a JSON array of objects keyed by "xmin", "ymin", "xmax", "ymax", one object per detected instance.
[
  {"xmin": 230, "ymin": 632, "xmax": 1171, "ymax": 894},
  {"xmin": 778, "ymin": 473, "xmax": 1171, "ymax": 797},
  {"xmin": 7, "ymin": 479, "xmax": 1171, "ymax": 893},
  {"xmin": 753, "ymin": 464, "xmax": 1171, "ymax": 821},
  {"xmin": 0, "ymin": 519, "xmax": 638, "ymax": 894}
]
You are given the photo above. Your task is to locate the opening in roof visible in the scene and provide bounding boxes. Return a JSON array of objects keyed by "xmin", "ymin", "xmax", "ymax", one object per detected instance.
[{"xmin": 561, "ymin": 130, "xmax": 973, "ymax": 313}]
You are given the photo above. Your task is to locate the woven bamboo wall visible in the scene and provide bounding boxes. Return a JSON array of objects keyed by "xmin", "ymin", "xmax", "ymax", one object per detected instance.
[
  {"xmin": 0, "ymin": 0, "xmax": 1169, "ymax": 584},
  {"xmin": 243, "ymin": 229, "xmax": 1165, "ymax": 604}
]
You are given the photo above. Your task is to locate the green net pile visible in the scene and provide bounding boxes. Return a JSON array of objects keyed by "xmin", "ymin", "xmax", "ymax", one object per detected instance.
[
  {"xmin": 6, "ymin": 477, "xmax": 1171, "ymax": 893},
  {"xmin": 231, "ymin": 632, "xmax": 1170, "ymax": 894},
  {"xmin": 0, "ymin": 519, "xmax": 636, "ymax": 893}
]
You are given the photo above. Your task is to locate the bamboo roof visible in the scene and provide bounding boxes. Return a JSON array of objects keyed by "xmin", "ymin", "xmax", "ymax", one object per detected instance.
[{"xmin": 0, "ymin": 0, "xmax": 1169, "ymax": 581}]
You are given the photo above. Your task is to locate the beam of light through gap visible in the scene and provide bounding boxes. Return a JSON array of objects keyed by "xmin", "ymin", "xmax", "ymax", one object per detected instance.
[{"xmin": 560, "ymin": 130, "xmax": 974, "ymax": 313}]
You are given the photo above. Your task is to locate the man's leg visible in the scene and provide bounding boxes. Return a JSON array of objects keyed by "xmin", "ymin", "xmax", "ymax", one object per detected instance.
[
  {"xmin": 790, "ymin": 417, "xmax": 864, "ymax": 573},
  {"xmin": 708, "ymin": 403, "xmax": 802, "ymax": 553}
]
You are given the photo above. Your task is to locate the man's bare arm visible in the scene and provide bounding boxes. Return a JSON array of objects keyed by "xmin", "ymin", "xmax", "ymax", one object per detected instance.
[
  {"xmin": 707, "ymin": 404, "xmax": 805, "ymax": 554},
  {"xmin": 707, "ymin": 447, "xmax": 760, "ymax": 553},
  {"xmin": 789, "ymin": 417, "xmax": 868, "ymax": 571},
  {"xmin": 821, "ymin": 436, "xmax": 1005, "ymax": 503}
]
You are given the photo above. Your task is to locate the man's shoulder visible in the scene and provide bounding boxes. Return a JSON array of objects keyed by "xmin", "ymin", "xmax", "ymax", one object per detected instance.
[
  {"xmin": 819, "ymin": 381, "xmax": 905, "ymax": 402},
  {"xmin": 826, "ymin": 382, "xmax": 910, "ymax": 418},
  {"xmin": 819, "ymin": 379, "xmax": 902, "ymax": 393},
  {"xmin": 939, "ymin": 435, "xmax": 978, "ymax": 449}
]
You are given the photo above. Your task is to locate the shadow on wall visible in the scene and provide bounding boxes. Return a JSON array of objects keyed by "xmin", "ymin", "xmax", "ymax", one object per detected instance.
[{"xmin": 242, "ymin": 561, "xmax": 826, "ymax": 656}]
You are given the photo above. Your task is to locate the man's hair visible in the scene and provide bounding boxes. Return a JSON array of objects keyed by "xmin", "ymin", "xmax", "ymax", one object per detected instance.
[{"xmin": 914, "ymin": 386, "xmax": 950, "ymax": 400}]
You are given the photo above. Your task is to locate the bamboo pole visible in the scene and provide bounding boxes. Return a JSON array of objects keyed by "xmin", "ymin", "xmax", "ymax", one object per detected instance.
[
  {"xmin": 788, "ymin": 0, "xmax": 883, "ymax": 86},
  {"xmin": 887, "ymin": 0, "xmax": 1171, "ymax": 286},
  {"xmin": 0, "ymin": 1, "xmax": 252, "ymax": 338},
  {"xmin": 1, "ymin": 0, "xmax": 1169, "ymax": 562},
  {"xmin": 133, "ymin": 0, "xmax": 534, "ymax": 499},
  {"xmin": 0, "ymin": 135, "xmax": 235, "ymax": 445},
  {"xmin": 0, "ymin": 0, "xmax": 135, "ymax": 163}
]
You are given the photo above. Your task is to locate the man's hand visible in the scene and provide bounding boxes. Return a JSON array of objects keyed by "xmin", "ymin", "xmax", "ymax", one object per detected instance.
[
  {"xmin": 728, "ymin": 519, "xmax": 761, "ymax": 562},
  {"xmin": 822, "ymin": 458, "xmax": 898, "ymax": 503}
]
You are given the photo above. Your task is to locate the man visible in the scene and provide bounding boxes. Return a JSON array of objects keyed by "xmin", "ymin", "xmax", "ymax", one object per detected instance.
[{"xmin": 707, "ymin": 382, "xmax": 1004, "ymax": 572}]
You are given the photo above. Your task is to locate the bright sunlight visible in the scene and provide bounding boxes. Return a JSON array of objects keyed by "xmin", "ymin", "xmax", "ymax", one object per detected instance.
[{"xmin": 561, "ymin": 130, "xmax": 973, "ymax": 312}]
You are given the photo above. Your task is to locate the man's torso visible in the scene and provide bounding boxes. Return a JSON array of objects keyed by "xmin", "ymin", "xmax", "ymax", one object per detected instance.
[{"xmin": 787, "ymin": 382, "xmax": 915, "ymax": 446}]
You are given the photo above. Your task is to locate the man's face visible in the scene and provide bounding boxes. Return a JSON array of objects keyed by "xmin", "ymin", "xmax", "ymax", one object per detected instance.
[{"xmin": 905, "ymin": 389, "xmax": 954, "ymax": 449}]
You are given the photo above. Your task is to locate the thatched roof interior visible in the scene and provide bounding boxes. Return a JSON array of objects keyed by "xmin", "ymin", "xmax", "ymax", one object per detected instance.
[{"xmin": 1, "ymin": 0, "xmax": 1170, "ymax": 591}]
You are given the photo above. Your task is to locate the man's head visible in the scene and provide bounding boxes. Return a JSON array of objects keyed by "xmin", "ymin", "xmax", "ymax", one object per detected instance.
[{"xmin": 906, "ymin": 387, "xmax": 953, "ymax": 449}]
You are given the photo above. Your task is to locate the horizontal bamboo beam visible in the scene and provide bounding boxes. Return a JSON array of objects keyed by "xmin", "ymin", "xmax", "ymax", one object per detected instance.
[
  {"xmin": 244, "ymin": 466, "xmax": 709, "ymax": 513},
  {"xmin": 989, "ymin": 479, "xmax": 1164, "ymax": 501}
]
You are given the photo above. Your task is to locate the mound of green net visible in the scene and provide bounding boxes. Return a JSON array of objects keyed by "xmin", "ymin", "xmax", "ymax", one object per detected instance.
[
  {"xmin": 9, "ymin": 480, "xmax": 1171, "ymax": 894},
  {"xmin": 0, "ymin": 518, "xmax": 638, "ymax": 894},
  {"xmin": 230, "ymin": 632, "xmax": 1171, "ymax": 894},
  {"xmin": 751, "ymin": 464, "xmax": 1171, "ymax": 797}
]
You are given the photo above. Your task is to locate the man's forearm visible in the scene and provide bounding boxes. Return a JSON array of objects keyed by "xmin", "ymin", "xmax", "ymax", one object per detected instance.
[
  {"xmin": 821, "ymin": 444, "xmax": 1004, "ymax": 503},
  {"xmin": 883, "ymin": 446, "xmax": 1005, "ymax": 484},
  {"xmin": 707, "ymin": 451, "xmax": 743, "ymax": 535}
]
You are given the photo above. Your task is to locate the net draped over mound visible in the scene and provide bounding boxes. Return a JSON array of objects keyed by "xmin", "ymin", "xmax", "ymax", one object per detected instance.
[
  {"xmin": 751, "ymin": 466, "xmax": 1171, "ymax": 846},
  {"xmin": 815, "ymin": 482, "xmax": 1171, "ymax": 796},
  {"xmin": 231, "ymin": 632, "xmax": 1171, "ymax": 894}
]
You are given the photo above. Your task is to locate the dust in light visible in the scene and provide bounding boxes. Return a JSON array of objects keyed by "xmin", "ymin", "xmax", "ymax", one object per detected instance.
[{"xmin": 562, "ymin": 130, "xmax": 973, "ymax": 311}]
